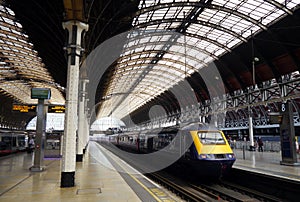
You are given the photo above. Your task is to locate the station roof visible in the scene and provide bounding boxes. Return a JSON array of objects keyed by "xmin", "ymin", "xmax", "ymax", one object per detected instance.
[{"xmin": 0, "ymin": 0, "xmax": 300, "ymax": 128}]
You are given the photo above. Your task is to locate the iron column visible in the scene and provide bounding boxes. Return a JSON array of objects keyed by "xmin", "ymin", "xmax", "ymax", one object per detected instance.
[{"xmin": 61, "ymin": 21, "xmax": 88, "ymax": 187}]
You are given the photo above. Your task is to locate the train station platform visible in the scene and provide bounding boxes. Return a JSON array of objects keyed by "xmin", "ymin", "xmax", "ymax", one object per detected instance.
[
  {"xmin": 0, "ymin": 141, "xmax": 181, "ymax": 202},
  {"xmin": 233, "ymin": 148, "xmax": 300, "ymax": 182}
]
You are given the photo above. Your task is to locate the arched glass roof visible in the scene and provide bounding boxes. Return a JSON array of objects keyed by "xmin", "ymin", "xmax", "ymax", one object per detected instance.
[
  {"xmin": 97, "ymin": 0, "xmax": 298, "ymax": 119},
  {"xmin": 0, "ymin": 5, "xmax": 65, "ymax": 104}
]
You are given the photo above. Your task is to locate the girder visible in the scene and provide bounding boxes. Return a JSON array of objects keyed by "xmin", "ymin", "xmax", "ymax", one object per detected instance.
[
  {"xmin": 134, "ymin": 18, "xmax": 247, "ymax": 42},
  {"xmin": 133, "ymin": 2, "xmax": 267, "ymax": 30}
]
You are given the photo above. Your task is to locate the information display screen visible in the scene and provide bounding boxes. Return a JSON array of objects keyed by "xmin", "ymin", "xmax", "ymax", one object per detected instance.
[
  {"xmin": 48, "ymin": 105, "xmax": 65, "ymax": 113},
  {"xmin": 13, "ymin": 104, "xmax": 36, "ymax": 112},
  {"xmin": 31, "ymin": 88, "xmax": 51, "ymax": 99}
]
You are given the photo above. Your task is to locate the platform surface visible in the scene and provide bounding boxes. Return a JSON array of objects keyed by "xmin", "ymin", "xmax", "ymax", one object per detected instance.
[
  {"xmin": 233, "ymin": 148, "xmax": 300, "ymax": 182},
  {"xmin": 1, "ymin": 142, "xmax": 299, "ymax": 202},
  {"xmin": 0, "ymin": 142, "xmax": 183, "ymax": 202}
]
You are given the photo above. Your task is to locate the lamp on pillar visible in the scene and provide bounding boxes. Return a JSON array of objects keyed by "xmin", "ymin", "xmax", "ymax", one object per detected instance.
[
  {"xmin": 251, "ymin": 30, "xmax": 259, "ymax": 89},
  {"xmin": 248, "ymin": 30, "xmax": 259, "ymax": 151},
  {"xmin": 252, "ymin": 57, "xmax": 259, "ymax": 87}
]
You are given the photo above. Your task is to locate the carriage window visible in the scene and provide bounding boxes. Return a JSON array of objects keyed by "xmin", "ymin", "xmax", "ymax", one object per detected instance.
[{"xmin": 198, "ymin": 132, "xmax": 225, "ymax": 144}]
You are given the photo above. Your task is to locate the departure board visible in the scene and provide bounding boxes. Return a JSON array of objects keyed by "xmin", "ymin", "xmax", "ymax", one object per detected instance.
[
  {"xmin": 13, "ymin": 105, "xmax": 36, "ymax": 112},
  {"xmin": 48, "ymin": 105, "xmax": 65, "ymax": 113},
  {"xmin": 13, "ymin": 105, "xmax": 65, "ymax": 113}
]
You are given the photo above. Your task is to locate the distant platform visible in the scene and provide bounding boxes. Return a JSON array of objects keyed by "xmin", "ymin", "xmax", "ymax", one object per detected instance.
[{"xmin": 233, "ymin": 148, "xmax": 300, "ymax": 182}]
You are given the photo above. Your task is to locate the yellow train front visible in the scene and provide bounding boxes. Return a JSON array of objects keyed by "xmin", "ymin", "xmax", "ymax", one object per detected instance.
[{"xmin": 179, "ymin": 126, "xmax": 236, "ymax": 178}]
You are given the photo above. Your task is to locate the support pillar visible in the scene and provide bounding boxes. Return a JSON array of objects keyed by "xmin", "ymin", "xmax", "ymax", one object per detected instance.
[
  {"xmin": 61, "ymin": 21, "xmax": 88, "ymax": 187},
  {"xmin": 83, "ymin": 98, "xmax": 90, "ymax": 154},
  {"xmin": 30, "ymin": 99, "xmax": 47, "ymax": 171},
  {"xmin": 83, "ymin": 113, "xmax": 89, "ymax": 153},
  {"xmin": 279, "ymin": 101, "xmax": 300, "ymax": 166},
  {"xmin": 76, "ymin": 76, "xmax": 88, "ymax": 162}
]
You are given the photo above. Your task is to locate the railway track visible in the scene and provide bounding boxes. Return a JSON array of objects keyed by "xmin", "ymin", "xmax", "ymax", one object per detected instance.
[
  {"xmin": 99, "ymin": 142, "xmax": 296, "ymax": 201},
  {"xmin": 148, "ymin": 172, "xmax": 221, "ymax": 201},
  {"xmin": 215, "ymin": 180, "xmax": 282, "ymax": 202},
  {"xmin": 147, "ymin": 172, "xmax": 281, "ymax": 202},
  {"xmin": 224, "ymin": 168, "xmax": 300, "ymax": 201},
  {"xmin": 148, "ymin": 170, "xmax": 284, "ymax": 202},
  {"xmin": 195, "ymin": 182, "xmax": 282, "ymax": 202}
]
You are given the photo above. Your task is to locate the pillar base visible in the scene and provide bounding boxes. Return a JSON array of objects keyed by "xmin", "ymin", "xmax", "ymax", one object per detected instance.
[
  {"xmin": 83, "ymin": 143, "xmax": 88, "ymax": 154},
  {"xmin": 30, "ymin": 166, "xmax": 45, "ymax": 172},
  {"xmin": 61, "ymin": 171, "xmax": 75, "ymax": 187},
  {"xmin": 76, "ymin": 154, "xmax": 83, "ymax": 162}
]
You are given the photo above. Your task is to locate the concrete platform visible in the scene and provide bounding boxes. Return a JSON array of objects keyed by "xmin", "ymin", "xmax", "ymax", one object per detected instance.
[
  {"xmin": 0, "ymin": 141, "xmax": 181, "ymax": 202},
  {"xmin": 233, "ymin": 148, "xmax": 300, "ymax": 182},
  {"xmin": 3, "ymin": 140, "xmax": 299, "ymax": 202}
]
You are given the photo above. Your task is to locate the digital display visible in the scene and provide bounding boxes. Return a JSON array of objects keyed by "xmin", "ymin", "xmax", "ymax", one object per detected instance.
[
  {"xmin": 31, "ymin": 88, "xmax": 51, "ymax": 99},
  {"xmin": 13, "ymin": 105, "xmax": 65, "ymax": 113},
  {"xmin": 13, "ymin": 105, "xmax": 36, "ymax": 112},
  {"xmin": 48, "ymin": 105, "xmax": 65, "ymax": 113}
]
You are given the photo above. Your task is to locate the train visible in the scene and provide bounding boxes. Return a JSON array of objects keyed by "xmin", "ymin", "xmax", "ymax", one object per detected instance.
[
  {"xmin": 0, "ymin": 131, "xmax": 27, "ymax": 156},
  {"xmin": 99, "ymin": 122, "xmax": 236, "ymax": 178}
]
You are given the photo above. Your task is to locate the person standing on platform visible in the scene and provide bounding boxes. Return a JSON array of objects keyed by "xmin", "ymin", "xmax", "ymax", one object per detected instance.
[
  {"xmin": 258, "ymin": 138, "xmax": 263, "ymax": 152},
  {"xmin": 295, "ymin": 138, "xmax": 299, "ymax": 154}
]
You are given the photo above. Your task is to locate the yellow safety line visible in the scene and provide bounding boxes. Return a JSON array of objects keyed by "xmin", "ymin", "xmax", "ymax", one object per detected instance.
[{"xmin": 102, "ymin": 146, "xmax": 163, "ymax": 202}]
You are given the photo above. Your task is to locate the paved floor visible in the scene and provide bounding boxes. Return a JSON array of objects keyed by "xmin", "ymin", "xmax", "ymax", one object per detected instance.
[
  {"xmin": 233, "ymin": 148, "xmax": 300, "ymax": 181},
  {"xmin": 0, "ymin": 142, "xmax": 142, "ymax": 202},
  {"xmin": 1, "ymin": 141, "xmax": 300, "ymax": 202}
]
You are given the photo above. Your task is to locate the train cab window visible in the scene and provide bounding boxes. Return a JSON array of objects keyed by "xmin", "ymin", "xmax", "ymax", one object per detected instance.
[{"xmin": 198, "ymin": 132, "xmax": 226, "ymax": 145}]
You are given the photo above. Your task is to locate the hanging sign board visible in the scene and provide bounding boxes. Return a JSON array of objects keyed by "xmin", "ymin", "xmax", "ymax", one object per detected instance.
[
  {"xmin": 31, "ymin": 88, "xmax": 51, "ymax": 99},
  {"xmin": 268, "ymin": 112, "xmax": 283, "ymax": 124}
]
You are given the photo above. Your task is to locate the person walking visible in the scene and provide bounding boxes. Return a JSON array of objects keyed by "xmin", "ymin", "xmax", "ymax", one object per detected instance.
[{"xmin": 258, "ymin": 138, "xmax": 263, "ymax": 152}]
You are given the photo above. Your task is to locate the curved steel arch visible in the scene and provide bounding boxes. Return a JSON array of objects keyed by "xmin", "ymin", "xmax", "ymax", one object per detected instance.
[
  {"xmin": 115, "ymin": 57, "xmax": 196, "ymax": 74},
  {"xmin": 109, "ymin": 71, "xmax": 182, "ymax": 94},
  {"xmin": 123, "ymin": 30, "xmax": 231, "ymax": 54},
  {"xmin": 122, "ymin": 40, "xmax": 218, "ymax": 60},
  {"xmin": 133, "ymin": 2, "xmax": 267, "ymax": 30},
  {"xmin": 109, "ymin": 76, "xmax": 173, "ymax": 92},
  {"xmin": 113, "ymin": 66, "xmax": 187, "ymax": 81},
  {"xmin": 117, "ymin": 49, "xmax": 209, "ymax": 67},
  {"xmin": 264, "ymin": 0, "xmax": 294, "ymax": 15},
  {"xmin": 134, "ymin": 18, "xmax": 247, "ymax": 42},
  {"xmin": 184, "ymin": 32, "xmax": 231, "ymax": 53}
]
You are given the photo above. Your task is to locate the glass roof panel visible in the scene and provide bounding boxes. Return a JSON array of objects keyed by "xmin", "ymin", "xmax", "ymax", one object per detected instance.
[
  {"xmin": 285, "ymin": 1, "xmax": 298, "ymax": 9},
  {"xmin": 97, "ymin": 0, "xmax": 299, "ymax": 119},
  {"xmin": 0, "ymin": 4, "xmax": 65, "ymax": 104}
]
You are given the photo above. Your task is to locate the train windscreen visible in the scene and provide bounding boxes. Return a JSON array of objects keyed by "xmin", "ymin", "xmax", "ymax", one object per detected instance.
[{"xmin": 198, "ymin": 131, "xmax": 226, "ymax": 145}]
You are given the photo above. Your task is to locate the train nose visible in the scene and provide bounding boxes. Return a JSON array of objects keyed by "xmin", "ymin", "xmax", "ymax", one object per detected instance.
[{"xmin": 221, "ymin": 163, "xmax": 228, "ymax": 171}]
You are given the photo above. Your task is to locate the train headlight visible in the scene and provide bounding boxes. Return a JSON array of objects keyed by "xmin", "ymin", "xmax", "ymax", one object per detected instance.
[
  {"xmin": 227, "ymin": 154, "xmax": 235, "ymax": 159},
  {"xmin": 200, "ymin": 154, "xmax": 207, "ymax": 159}
]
